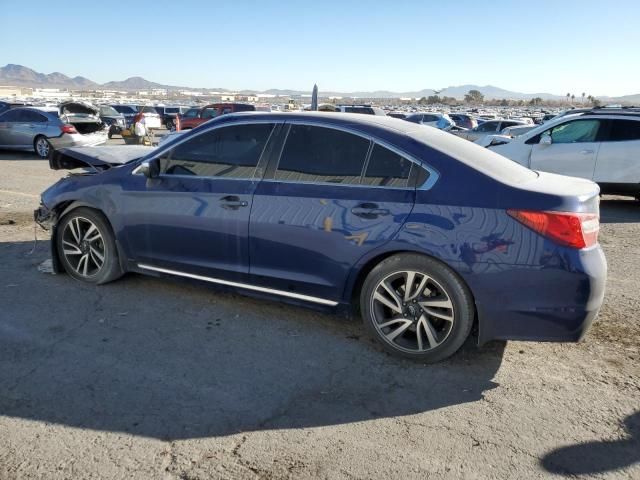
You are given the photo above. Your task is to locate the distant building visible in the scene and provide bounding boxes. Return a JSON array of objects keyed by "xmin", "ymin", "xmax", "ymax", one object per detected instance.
[{"xmin": 0, "ymin": 85, "xmax": 32, "ymax": 97}]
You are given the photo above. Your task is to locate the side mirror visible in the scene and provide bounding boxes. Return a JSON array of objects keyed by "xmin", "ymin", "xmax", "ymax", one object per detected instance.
[
  {"xmin": 139, "ymin": 158, "xmax": 159, "ymax": 178},
  {"xmin": 540, "ymin": 133, "xmax": 552, "ymax": 145}
]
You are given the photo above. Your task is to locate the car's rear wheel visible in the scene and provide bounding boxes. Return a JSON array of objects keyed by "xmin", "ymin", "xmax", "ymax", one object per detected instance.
[
  {"xmin": 360, "ymin": 254, "xmax": 474, "ymax": 362},
  {"xmin": 34, "ymin": 136, "xmax": 50, "ymax": 159},
  {"xmin": 56, "ymin": 208, "xmax": 123, "ymax": 284},
  {"xmin": 166, "ymin": 120, "xmax": 174, "ymax": 130}
]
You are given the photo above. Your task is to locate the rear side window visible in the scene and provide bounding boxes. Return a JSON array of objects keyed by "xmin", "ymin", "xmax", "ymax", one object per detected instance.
[
  {"xmin": 363, "ymin": 144, "xmax": 412, "ymax": 188},
  {"xmin": 275, "ymin": 125, "xmax": 370, "ymax": 184},
  {"xmin": 160, "ymin": 123, "xmax": 273, "ymax": 178},
  {"xmin": 607, "ymin": 120, "xmax": 640, "ymax": 141},
  {"xmin": 21, "ymin": 110, "xmax": 47, "ymax": 122},
  {"xmin": 549, "ymin": 119, "xmax": 600, "ymax": 143},
  {"xmin": 0, "ymin": 110, "xmax": 21, "ymax": 122}
]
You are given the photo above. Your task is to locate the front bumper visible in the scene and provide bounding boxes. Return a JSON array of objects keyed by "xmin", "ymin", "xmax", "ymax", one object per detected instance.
[{"xmin": 34, "ymin": 203, "xmax": 64, "ymax": 274}]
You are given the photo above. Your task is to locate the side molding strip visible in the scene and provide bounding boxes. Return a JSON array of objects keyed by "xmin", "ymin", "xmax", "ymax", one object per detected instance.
[{"xmin": 137, "ymin": 263, "xmax": 339, "ymax": 306}]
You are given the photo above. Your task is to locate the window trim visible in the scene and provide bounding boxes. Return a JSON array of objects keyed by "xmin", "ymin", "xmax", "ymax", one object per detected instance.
[{"xmin": 265, "ymin": 120, "xmax": 439, "ymax": 191}]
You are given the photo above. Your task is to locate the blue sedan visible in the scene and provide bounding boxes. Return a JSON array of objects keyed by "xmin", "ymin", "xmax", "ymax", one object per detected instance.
[{"xmin": 35, "ymin": 112, "xmax": 606, "ymax": 362}]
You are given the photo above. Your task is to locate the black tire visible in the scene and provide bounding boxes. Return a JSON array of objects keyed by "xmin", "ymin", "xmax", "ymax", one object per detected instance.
[
  {"xmin": 166, "ymin": 120, "xmax": 174, "ymax": 131},
  {"xmin": 360, "ymin": 253, "xmax": 474, "ymax": 362},
  {"xmin": 34, "ymin": 135, "xmax": 51, "ymax": 159},
  {"xmin": 56, "ymin": 207, "xmax": 123, "ymax": 285}
]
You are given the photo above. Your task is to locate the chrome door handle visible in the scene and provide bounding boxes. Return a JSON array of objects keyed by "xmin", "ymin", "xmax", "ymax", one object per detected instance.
[
  {"xmin": 580, "ymin": 149, "xmax": 594, "ymax": 154},
  {"xmin": 220, "ymin": 195, "xmax": 248, "ymax": 210}
]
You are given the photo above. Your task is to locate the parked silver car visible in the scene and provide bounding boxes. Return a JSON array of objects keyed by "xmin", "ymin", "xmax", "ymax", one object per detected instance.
[{"xmin": 0, "ymin": 103, "xmax": 107, "ymax": 158}]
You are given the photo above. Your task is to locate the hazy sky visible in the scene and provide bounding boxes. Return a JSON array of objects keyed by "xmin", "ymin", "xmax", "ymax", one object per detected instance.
[{"xmin": 2, "ymin": 0, "xmax": 639, "ymax": 96}]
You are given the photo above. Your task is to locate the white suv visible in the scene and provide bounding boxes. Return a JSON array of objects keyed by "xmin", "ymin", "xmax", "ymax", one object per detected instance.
[{"xmin": 489, "ymin": 109, "xmax": 640, "ymax": 198}]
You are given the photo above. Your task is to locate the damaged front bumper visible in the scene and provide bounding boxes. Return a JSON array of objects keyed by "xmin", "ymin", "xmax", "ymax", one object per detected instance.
[
  {"xmin": 34, "ymin": 203, "xmax": 63, "ymax": 274},
  {"xmin": 34, "ymin": 203, "xmax": 56, "ymax": 231}
]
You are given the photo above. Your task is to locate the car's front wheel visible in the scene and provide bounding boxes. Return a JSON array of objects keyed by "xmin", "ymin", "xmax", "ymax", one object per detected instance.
[
  {"xmin": 360, "ymin": 254, "xmax": 474, "ymax": 362},
  {"xmin": 34, "ymin": 136, "xmax": 51, "ymax": 159},
  {"xmin": 56, "ymin": 208, "xmax": 123, "ymax": 284}
]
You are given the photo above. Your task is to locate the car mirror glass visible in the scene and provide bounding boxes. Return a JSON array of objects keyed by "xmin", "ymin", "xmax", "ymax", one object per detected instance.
[{"xmin": 139, "ymin": 158, "xmax": 159, "ymax": 178}]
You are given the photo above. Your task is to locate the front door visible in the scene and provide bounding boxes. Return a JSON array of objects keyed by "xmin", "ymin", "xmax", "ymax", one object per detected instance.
[
  {"xmin": 249, "ymin": 124, "xmax": 416, "ymax": 302},
  {"xmin": 119, "ymin": 122, "xmax": 275, "ymax": 280},
  {"xmin": 530, "ymin": 118, "xmax": 603, "ymax": 179}
]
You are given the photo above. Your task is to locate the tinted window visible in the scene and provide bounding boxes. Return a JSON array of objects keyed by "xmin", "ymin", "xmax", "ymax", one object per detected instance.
[
  {"xmin": 165, "ymin": 107, "xmax": 180, "ymax": 114},
  {"xmin": 183, "ymin": 108, "xmax": 199, "ymax": 118},
  {"xmin": 476, "ymin": 121, "xmax": 499, "ymax": 132},
  {"xmin": 20, "ymin": 110, "xmax": 47, "ymax": 122},
  {"xmin": 275, "ymin": 125, "xmax": 370, "ymax": 184},
  {"xmin": 139, "ymin": 106, "xmax": 157, "ymax": 114},
  {"xmin": 422, "ymin": 115, "xmax": 439, "ymax": 122},
  {"xmin": 0, "ymin": 110, "xmax": 21, "ymax": 122},
  {"xmin": 112, "ymin": 105, "xmax": 136, "ymax": 114},
  {"xmin": 607, "ymin": 120, "xmax": 640, "ymax": 141},
  {"xmin": 160, "ymin": 123, "xmax": 273, "ymax": 178},
  {"xmin": 501, "ymin": 121, "xmax": 521, "ymax": 129},
  {"xmin": 202, "ymin": 108, "xmax": 218, "ymax": 119},
  {"xmin": 549, "ymin": 120, "xmax": 600, "ymax": 143},
  {"xmin": 363, "ymin": 144, "xmax": 413, "ymax": 188},
  {"xmin": 344, "ymin": 107, "xmax": 374, "ymax": 115}
]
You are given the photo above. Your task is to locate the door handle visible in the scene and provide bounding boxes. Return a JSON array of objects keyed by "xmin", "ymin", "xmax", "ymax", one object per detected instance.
[
  {"xmin": 580, "ymin": 149, "xmax": 594, "ymax": 154},
  {"xmin": 220, "ymin": 195, "xmax": 248, "ymax": 210},
  {"xmin": 351, "ymin": 203, "xmax": 390, "ymax": 219}
]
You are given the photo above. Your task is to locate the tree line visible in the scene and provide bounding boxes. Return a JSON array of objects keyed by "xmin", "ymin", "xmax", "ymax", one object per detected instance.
[{"xmin": 417, "ymin": 89, "xmax": 601, "ymax": 107}]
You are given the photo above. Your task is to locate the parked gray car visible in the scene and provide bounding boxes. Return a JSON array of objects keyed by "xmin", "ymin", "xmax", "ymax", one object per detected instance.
[{"xmin": 0, "ymin": 103, "xmax": 107, "ymax": 159}]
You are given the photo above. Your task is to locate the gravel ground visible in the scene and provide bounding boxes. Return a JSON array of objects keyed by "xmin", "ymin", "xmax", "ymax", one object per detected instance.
[{"xmin": 0, "ymin": 146, "xmax": 638, "ymax": 479}]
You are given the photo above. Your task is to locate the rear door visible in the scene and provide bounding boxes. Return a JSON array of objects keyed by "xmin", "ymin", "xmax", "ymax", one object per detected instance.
[
  {"xmin": 0, "ymin": 110, "xmax": 22, "ymax": 146},
  {"xmin": 530, "ymin": 118, "xmax": 603, "ymax": 179},
  {"xmin": 248, "ymin": 123, "xmax": 416, "ymax": 302},
  {"xmin": 120, "ymin": 122, "xmax": 276, "ymax": 280},
  {"xmin": 592, "ymin": 118, "xmax": 640, "ymax": 184}
]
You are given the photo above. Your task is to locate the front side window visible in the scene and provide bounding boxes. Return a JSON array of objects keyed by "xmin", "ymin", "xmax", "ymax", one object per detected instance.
[
  {"xmin": 548, "ymin": 119, "xmax": 600, "ymax": 143},
  {"xmin": 275, "ymin": 125, "xmax": 370, "ymax": 184},
  {"xmin": 607, "ymin": 119, "xmax": 640, "ymax": 141},
  {"xmin": 0, "ymin": 110, "xmax": 21, "ymax": 122},
  {"xmin": 422, "ymin": 115, "xmax": 439, "ymax": 122},
  {"xmin": 183, "ymin": 108, "xmax": 199, "ymax": 118},
  {"xmin": 159, "ymin": 123, "xmax": 274, "ymax": 178},
  {"xmin": 362, "ymin": 144, "xmax": 413, "ymax": 188}
]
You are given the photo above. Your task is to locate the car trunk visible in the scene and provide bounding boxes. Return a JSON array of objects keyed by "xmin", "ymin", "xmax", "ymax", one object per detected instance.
[{"xmin": 59, "ymin": 102, "xmax": 106, "ymax": 134}]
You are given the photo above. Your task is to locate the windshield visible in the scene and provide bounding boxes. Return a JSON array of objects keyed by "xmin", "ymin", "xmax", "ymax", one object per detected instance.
[{"xmin": 99, "ymin": 106, "xmax": 119, "ymax": 116}]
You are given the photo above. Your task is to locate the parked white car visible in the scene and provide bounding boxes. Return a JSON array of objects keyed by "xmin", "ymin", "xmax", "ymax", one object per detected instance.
[
  {"xmin": 475, "ymin": 124, "xmax": 538, "ymax": 147},
  {"xmin": 489, "ymin": 111, "xmax": 640, "ymax": 198},
  {"xmin": 136, "ymin": 105, "xmax": 162, "ymax": 130}
]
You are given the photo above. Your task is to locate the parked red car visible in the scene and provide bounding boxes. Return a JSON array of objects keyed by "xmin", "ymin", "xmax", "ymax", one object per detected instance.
[{"xmin": 179, "ymin": 103, "xmax": 256, "ymax": 129}]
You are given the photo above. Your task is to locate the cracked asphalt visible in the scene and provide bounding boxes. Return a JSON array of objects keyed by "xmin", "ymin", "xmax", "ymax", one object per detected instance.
[{"xmin": 0, "ymin": 147, "xmax": 639, "ymax": 479}]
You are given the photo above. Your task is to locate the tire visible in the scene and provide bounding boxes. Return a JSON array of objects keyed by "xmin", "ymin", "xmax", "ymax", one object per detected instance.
[
  {"xmin": 166, "ymin": 120, "xmax": 174, "ymax": 131},
  {"xmin": 56, "ymin": 207, "xmax": 123, "ymax": 285},
  {"xmin": 360, "ymin": 253, "xmax": 474, "ymax": 362},
  {"xmin": 34, "ymin": 136, "xmax": 51, "ymax": 159}
]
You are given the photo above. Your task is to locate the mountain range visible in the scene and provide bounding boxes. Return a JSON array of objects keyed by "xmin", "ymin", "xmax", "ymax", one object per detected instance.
[{"xmin": 1, "ymin": 64, "xmax": 637, "ymax": 103}]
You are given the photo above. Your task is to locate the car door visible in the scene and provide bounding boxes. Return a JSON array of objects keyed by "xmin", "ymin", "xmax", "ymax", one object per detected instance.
[
  {"xmin": 15, "ymin": 110, "xmax": 49, "ymax": 147},
  {"xmin": 248, "ymin": 123, "xmax": 417, "ymax": 302},
  {"xmin": 119, "ymin": 121, "xmax": 276, "ymax": 281},
  {"xmin": 529, "ymin": 118, "xmax": 602, "ymax": 179},
  {"xmin": 592, "ymin": 118, "xmax": 640, "ymax": 184},
  {"xmin": 0, "ymin": 109, "xmax": 26, "ymax": 147}
]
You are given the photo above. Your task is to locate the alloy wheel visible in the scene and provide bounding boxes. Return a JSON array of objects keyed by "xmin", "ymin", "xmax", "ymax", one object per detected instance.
[
  {"xmin": 370, "ymin": 271, "xmax": 455, "ymax": 353},
  {"xmin": 36, "ymin": 138, "xmax": 50, "ymax": 158},
  {"xmin": 61, "ymin": 217, "xmax": 106, "ymax": 277}
]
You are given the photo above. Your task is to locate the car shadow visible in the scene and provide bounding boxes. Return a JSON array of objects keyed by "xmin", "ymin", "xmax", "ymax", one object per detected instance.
[
  {"xmin": 0, "ymin": 239, "xmax": 505, "ymax": 440},
  {"xmin": 600, "ymin": 197, "xmax": 640, "ymax": 224},
  {"xmin": 541, "ymin": 410, "xmax": 640, "ymax": 476},
  {"xmin": 0, "ymin": 150, "xmax": 42, "ymax": 161}
]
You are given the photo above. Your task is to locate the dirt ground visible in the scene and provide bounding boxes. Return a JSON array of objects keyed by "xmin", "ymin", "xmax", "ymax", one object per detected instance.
[{"xmin": 0, "ymin": 148, "xmax": 638, "ymax": 479}]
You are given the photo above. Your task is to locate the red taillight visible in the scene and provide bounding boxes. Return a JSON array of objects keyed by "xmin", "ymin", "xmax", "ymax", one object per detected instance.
[
  {"xmin": 507, "ymin": 209, "xmax": 599, "ymax": 249},
  {"xmin": 60, "ymin": 124, "xmax": 78, "ymax": 134}
]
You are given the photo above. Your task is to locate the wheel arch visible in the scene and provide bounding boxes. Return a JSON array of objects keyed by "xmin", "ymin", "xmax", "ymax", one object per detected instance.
[
  {"xmin": 345, "ymin": 248, "xmax": 479, "ymax": 336},
  {"xmin": 50, "ymin": 201, "xmax": 127, "ymax": 274}
]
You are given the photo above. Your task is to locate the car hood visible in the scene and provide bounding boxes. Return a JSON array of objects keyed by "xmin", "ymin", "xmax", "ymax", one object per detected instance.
[{"xmin": 50, "ymin": 145, "xmax": 154, "ymax": 171}]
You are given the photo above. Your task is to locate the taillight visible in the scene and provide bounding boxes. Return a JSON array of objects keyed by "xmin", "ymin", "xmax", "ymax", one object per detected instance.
[
  {"xmin": 507, "ymin": 210, "xmax": 599, "ymax": 249},
  {"xmin": 60, "ymin": 124, "xmax": 78, "ymax": 134}
]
